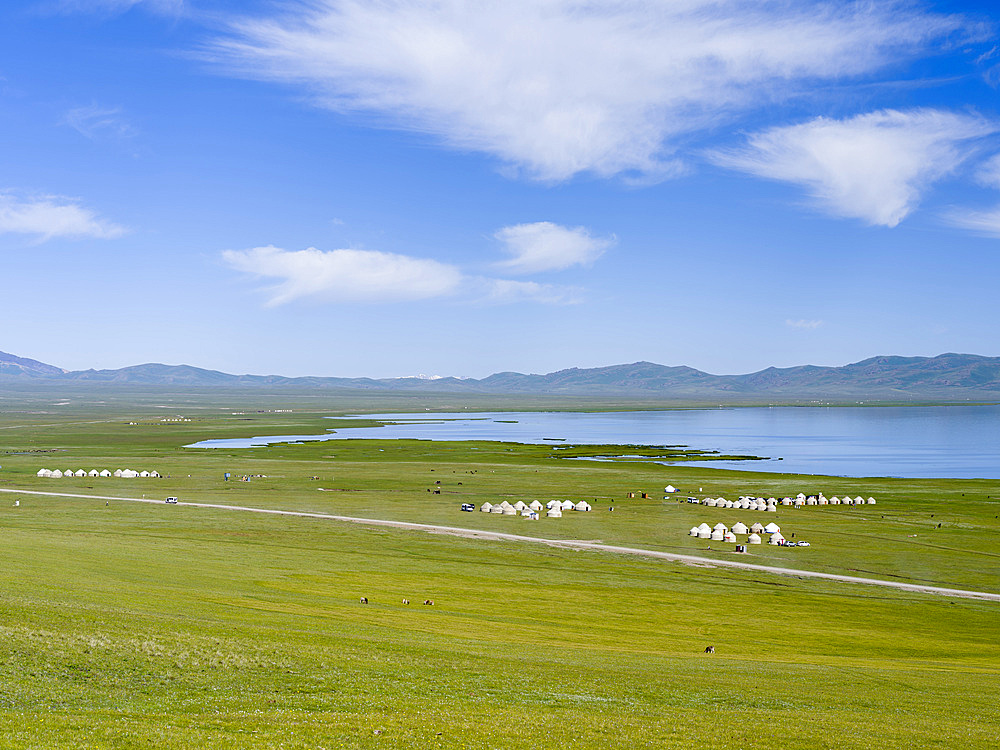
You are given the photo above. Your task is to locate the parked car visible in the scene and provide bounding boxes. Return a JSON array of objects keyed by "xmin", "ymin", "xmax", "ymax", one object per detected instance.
[
  {"xmin": 165, "ymin": 496, "xmax": 179, "ymax": 504},
  {"xmin": 460, "ymin": 503, "xmax": 474, "ymax": 512}
]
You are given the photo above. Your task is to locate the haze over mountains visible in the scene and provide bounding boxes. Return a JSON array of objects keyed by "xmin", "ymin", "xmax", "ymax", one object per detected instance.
[{"xmin": 2, "ymin": 350, "xmax": 998, "ymax": 401}]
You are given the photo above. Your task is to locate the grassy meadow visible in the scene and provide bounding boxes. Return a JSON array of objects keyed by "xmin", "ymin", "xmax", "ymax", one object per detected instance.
[{"xmin": 0, "ymin": 393, "xmax": 997, "ymax": 748}]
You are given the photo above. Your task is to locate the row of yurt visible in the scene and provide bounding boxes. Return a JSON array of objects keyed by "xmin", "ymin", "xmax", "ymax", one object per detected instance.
[
  {"xmin": 688, "ymin": 520, "xmax": 784, "ymax": 545},
  {"xmin": 37, "ymin": 468, "xmax": 160, "ymax": 478},
  {"xmin": 701, "ymin": 492, "xmax": 877, "ymax": 508},
  {"xmin": 480, "ymin": 499, "xmax": 589, "ymax": 517}
]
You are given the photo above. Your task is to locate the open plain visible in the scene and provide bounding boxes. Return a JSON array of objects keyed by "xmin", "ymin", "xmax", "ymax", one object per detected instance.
[{"xmin": 0, "ymin": 391, "xmax": 998, "ymax": 748}]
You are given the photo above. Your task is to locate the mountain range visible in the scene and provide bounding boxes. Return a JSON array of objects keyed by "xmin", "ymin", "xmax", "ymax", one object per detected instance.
[{"xmin": 2, "ymin": 350, "xmax": 999, "ymax": 401}]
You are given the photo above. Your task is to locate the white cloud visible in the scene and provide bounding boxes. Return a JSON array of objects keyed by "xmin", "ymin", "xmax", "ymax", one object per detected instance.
[
  {"xmin": 223, "ymin": 243, "xmax": 587, "ymax": 306},
  {"xmin": 495, "ymin": 222, "xmax": 612, "ymax": 274},
  {"xmin": 786, "ymin": 319, "xmax": 823, "ymax": 329},
  {"xmin": 222, "ymin": 245, "xmax": 463, "ymax": 305},
  {"xmin": 208, "ymin": 1, "xmax": 962, "ymax": 181},
  {"xmin": 713, "ymin": 109, "xmax": 997, "ymax": 226},
  {"xmin": 0, "ymin": 193, "xmax": 126, "ymax": 240},
  {"xmin": 63, "ymin": 104, "xmax": 137, "ymax": 141}
]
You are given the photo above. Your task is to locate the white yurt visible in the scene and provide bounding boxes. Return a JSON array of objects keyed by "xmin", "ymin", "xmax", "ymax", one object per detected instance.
[
  {"xmin": 706, "ymin": 498, "xmax": 718, "ymax": 507},
  {"xmin": 560, "ymin": 500, "xmax": 574, "ymax": 510},
  {"xmin": 37, "ymin": 469, "xmax": 51, "ymax": 477},
  {"xmin": 113, "ymin": 469, "xmax": 123, "ymax": 477},
  {"xmin": 481, "ymin": 502, "xmax": 493, "ymax": 512},
  {"xmin": 689, "ymin": 526, "xmax": 700, "ymax": 537},
  {"xmin": 716, "ymin": 497, "xmax": 726, "ymax": 505},
  {"xmin": 818, "ymin": 497, "xmax": 828, "ymax": 505},
  {"xmin": 546, "ymin": 508, "xmax": 562, "ymax": 518},
  {"xmin": 831, "ymin": 497, "xmax": 841, "ymax": 505},
  {"xmin": 73, "ymin": 469, "xmax": 86, "ymax": 477},
  {"xmin": 766, "ymin": 504, "xmax": 777, "ymax": 512},
  {"xmin": 150, "ymin": 471, "xmax": 160, "ymax": 478},
  {"xmin": 512, "ymin": 500, "xmax": 527, "ymax": 511},
  {"xmin": 747, "ymin": 533, "xmax": 762, "ymax": 544},
  {"xmin": 806, "ymin": 497, "xmax": 817, "ymax": 505},
  {"xmin": 698, "ymin": 522, "xmax": 712, "ymax": 534},
  {"xmin": 499, "ymin": 500, "xmax": 513, "ymax": 509},
  {"xmin": 124, "ymin": 470, "xmax": 140, "ymax": 478},
  {"xmin": 520, "ymin": 508, "xmax": 534, "ymax": 517},
  {"xmin": 99, "ymin": 469, "xmax": 111, "ymax": 477},
  {"xmin": 501, "ymin": 506, "xmax": 517, "ymax": 516},
  {"xmin": 713, "ymin": 522, "xmax": 728, "ymax": 532},
  {"xmin": 750, "ymin": 522, "xmax": 765, "ymax": 534},
  {"xmin": 855, "ymin": 496, "xmax": 865, "ymax": 504},
  {"xmin": 781, "ymin": 497, "xmax": 792, "ymax": 506},
  {"xmin": 702, "ymin": 498, "xmax": 712, "ymax": 505},
  {"xmin": 764, "ymin": 522, "xmax": 781, "ymax": 534},
  {"xmin": 64, "ymin": 469, "xmax": 75, "ymax": 477},
  {"xmin": 139, "ymin": 470, "xmax": 151, "ymax": 478},
  {"xmin": 796, "ymin": 493, "xmax": 806, "ymax": 500},
  {"xmin": 490, "ymin": 504, "xmax": 504, "ymax": 514},
  {"xmin": 698, "ymin": 527, "xmax": 712, "ymax": 539},
  {"xmin": 573, "ymin": 501, "xmax": 592, "ymax": 512},
  {"xmin": 723, "ymin": 531, "xmax": 737, "ymax": 543},
  {"xmin": 50, "ymin": 469, "xmax": 63, "ymax": 478},
  {"xmin": 88, "ymin": 469, "xmax": 99, "ymax": 477},
  {"xmin": 529, "ymin": 500, "xmax": 544, "ymax": 511},
  {"xmin": 727, "ymin": 500, "xmax": 737, "ymax": 508},
  {"xmin": 867, "ymin": 497, "xmax": 877, "ymax": 504},
  {"xmin": 710, "ymin": 528, "xmax": 725, "ymax": 541},
  {"xmin": 546, "ymin": 499, "xmax": 560, "ymax": 509},
  {"xmin": 731, "ymin": 521, "xmax": 749, "ymax": 535},
  {"xmin": 768, "ymin": 533, "xmax": 785, "ymax": 545},
  {"xmin": 665, "ymin": 485, "xmax": 677, "ymax": 493}
]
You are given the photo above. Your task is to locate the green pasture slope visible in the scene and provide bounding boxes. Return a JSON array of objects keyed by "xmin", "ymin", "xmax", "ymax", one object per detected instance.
[{"xmin": 0, "ymin": 393, "xmax": 997, "ymax": 748}]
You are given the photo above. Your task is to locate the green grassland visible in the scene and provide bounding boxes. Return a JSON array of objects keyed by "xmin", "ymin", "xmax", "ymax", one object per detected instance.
[{"xmin": 0, "ymin": 399, "xmax": 998, "ymax": 748}]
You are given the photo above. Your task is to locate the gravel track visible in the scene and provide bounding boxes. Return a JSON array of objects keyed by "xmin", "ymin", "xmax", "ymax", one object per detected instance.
[{"xmin": 4, "ymin": 487, "xmax": 998, "ymax": 603}]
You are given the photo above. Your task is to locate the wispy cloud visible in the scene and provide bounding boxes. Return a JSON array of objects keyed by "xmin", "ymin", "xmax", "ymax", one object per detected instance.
[
  {"xmin": 495, "ymin": 222, "xmax": 612, "ymax": 274},
  {"xmin": 206, "ymin": 1, "xmax": 963, "ymax": 182},
  {"xmin": 63, "ymin": 104, "xmax": 137, "ymax": 141},
  {"xmin": 713, "ymin": 109, "xmax": 997, "ymax": 227},
  {"xmin": 52, "ymin": 0, "xmax": 184, "ymax": 15},
  {"xmin": 786, "ymin": 319, "xmax": 823, "ymax": 329},
  {"xmin": 946, "ymin": 153, "xmax": 1000, "ymax": 237},
  {"xmin": 943, "ymin": 205, "xmax": 1000, "ymax": 238},
  {"xmin": 0, "ymin": 192, "xmax": 126, "ymax": 241},
  {"xmin": 222, "ymin": 245, "xmax": 463, "ymax": 305},
  {"xmin": 482, "ymin": 278, "xmax": 581, "ymax": 305}
]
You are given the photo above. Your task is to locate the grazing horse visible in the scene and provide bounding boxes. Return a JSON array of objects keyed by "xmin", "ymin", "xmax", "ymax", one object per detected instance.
[
  {"xmin": 402, "ymin": 599, "xmax": 409, "ymax": 605},
  {"xmin": 704, "ymin": 646, "xmax": 715, "ymax": 654},
  {"xmin": 360, "ymin": 597, "xmax": 368, "ymax": 604},
  {"xmin": 423, "ymin": 599, "xmax": 434, "ymax": 606}
]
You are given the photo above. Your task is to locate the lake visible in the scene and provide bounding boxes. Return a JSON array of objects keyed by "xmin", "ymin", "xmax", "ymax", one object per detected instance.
[{"xmin": 186, "ymin": 405, "xmax": 1000, "ymax": 479}]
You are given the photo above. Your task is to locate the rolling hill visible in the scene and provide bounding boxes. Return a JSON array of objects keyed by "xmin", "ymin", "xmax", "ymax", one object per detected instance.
[{"xmin": 1, "ymin": 350, "xmax": 998, "ymax": 401}]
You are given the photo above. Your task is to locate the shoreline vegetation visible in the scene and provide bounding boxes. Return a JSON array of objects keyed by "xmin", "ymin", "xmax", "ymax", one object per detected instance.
[{"xmin": 0, "ymin": 392, "xmax": 997, "ymax": 748}]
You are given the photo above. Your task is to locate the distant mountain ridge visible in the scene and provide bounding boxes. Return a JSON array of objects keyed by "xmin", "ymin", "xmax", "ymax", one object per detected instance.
[{"xmin": 2, "ymin": 350, "xmax": 999, "ymax": 400}]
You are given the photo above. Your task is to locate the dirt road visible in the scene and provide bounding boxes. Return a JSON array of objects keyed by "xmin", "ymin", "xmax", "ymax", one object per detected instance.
[{"xmin": 4, "ymin": 487, "xmax": 997, "ymax": 602}]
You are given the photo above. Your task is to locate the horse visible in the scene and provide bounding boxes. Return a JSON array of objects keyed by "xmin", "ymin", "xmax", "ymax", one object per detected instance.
[
  {"xmin": 704, "ymin": 646, "xmax": 715, "ymax": 654},
  {"xmin": 402, "ymin": 599, "xmax": 409, "ymax": 605},
  {"xmin": 423, "ymin": 599, "xmax": 434, "ymax": 606},
  {"xmin": 360, "ymin": 597, "xmax": 368, "ymax": 604}
]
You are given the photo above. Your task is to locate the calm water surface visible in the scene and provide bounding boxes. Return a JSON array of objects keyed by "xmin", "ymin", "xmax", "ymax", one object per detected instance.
[{"xmin": 187, "ymin": 405, "xmax": 1000, "ymax": 479}]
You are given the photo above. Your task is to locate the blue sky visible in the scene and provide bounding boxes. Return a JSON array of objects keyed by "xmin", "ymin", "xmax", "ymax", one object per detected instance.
[{"xmin": 2, "ymin": 0, "xmax": 999, "ymax": 378}]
